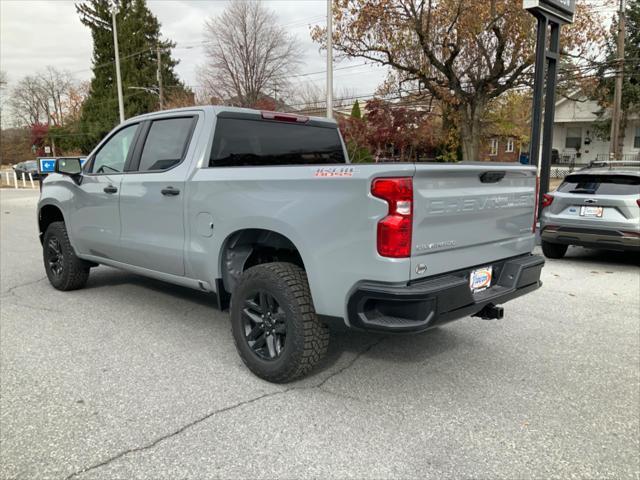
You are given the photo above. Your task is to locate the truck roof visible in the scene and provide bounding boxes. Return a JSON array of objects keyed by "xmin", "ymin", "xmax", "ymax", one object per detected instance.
[{"xmin": 126, "ymin": 105, "xmax": 338, "ymax": 128}]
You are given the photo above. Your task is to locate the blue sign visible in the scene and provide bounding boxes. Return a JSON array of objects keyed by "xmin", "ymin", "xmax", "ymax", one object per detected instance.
[
  {"xmin": 39, "ymin": 158, "xmax": 56, "ymax": 173},
  {"xmin": 38, "ymin": 157, "xmax": 87, "ymax": 174}
]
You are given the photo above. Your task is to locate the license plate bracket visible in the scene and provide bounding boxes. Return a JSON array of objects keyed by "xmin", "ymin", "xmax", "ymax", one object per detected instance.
[
  {"xmin": 469, "ymin": 266, "xmax": 493, "ymax": 293},
  {"xmin": 580, "ymin": 206, "xmax": 603, "ymax": 217}
]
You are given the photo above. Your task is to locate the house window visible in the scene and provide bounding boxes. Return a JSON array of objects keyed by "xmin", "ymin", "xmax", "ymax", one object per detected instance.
[
  {"xmin": 506, "ymin": 138, "xmax": 515, "ymax": 153},
  {"xmin": 634, "ymin": 127, "xmax": 640, "ymax": 149},
  {"xmin": 490, "ymin": 138, "xmax": 499, "ymax": 156},
  {"xmin": 565, "ymin": 127, "xmax": 582, "ymax": 149}
]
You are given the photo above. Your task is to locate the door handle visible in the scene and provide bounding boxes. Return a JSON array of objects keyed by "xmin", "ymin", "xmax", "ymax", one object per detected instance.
[
  {"xmin": 103, "ymin": 185, "xmax": 118, "ymax": 194},
  {"xmin": 161, "ymin": 187, "xmax": 180, "ymax": 196}
]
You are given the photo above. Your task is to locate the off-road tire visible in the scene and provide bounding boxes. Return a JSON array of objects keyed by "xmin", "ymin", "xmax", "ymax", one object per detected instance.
[
  {"xmin": 541, "ymin": 240, "xmax": 568, "ymax": 259},
  {"xmin": 43, "ymin": 221, "xmax": 90, "ymax": 291},
  {"xmin": 230, "ymin": 262, "xmax": 329, "ymax": 383}
]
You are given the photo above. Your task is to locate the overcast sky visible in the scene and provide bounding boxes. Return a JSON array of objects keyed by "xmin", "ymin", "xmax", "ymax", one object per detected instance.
[{"xmin": 0, "ymin": 0, "xmax": 388, "ymax": 102}]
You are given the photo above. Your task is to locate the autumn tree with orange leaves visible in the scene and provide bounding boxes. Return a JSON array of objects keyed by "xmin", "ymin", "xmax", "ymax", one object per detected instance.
[{"xmin": 313, "ymin": 0, "xmax": 605, "ymax": 161}]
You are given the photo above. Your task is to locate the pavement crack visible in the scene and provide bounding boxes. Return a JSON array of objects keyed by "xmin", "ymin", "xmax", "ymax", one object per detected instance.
[
  {"xmin": 1, "ymin": 276, "xmax": 47, "ymax": 298},
  {"xmin": 64, "ymin": 337, "xmax": 386, "ymax": 479},
  {"xmin": 313, "ymin": 336, "xmax": 387, "ymax": 389},
  {"xmin": 63, "ymin": 390, "xmax": 288, "ymax": 480}
]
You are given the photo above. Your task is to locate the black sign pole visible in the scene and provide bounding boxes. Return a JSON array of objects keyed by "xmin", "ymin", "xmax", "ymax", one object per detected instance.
[
  {"xmin": 540, "ymin": 21, "xmax": 561, "ymax": 208},
  {"xmin": 529, "ymin": 14, "xmax": 549, "ymax": 170},
  {"xmin": 525, "ymin": 0, "xmax": 573, "ymax": 219}
]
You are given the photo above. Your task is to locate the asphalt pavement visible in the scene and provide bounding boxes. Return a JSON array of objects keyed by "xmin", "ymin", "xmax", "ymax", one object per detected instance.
[{"xmin": 1, "ymin": 188, "xmax": 638, "ymax": 479}]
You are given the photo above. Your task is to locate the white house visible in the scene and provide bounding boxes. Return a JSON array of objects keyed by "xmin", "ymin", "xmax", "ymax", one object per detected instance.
[{"xmin": 553, "ymin": 94, "xmax": 640, "ymax": 164}]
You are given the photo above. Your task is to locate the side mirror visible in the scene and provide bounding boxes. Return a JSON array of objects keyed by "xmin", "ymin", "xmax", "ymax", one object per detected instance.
[{"xmin": 55, "ymin": 158, "xmax": 82, "ymax": 176}]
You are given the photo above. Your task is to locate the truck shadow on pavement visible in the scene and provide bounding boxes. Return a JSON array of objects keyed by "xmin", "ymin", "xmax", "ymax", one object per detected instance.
[{"xmin": 82, "ymin": 266, "xmax": 466, "ymax": 377}]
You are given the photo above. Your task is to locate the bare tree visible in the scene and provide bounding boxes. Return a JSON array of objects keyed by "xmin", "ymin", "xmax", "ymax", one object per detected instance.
[
  {"xmin": 8, "ymin": 67, "xmax": 77, "ymax": 128},
  {"xmin": 197, "ymin": 0, "xmax": 302, "ymax": 107},
  {"xmin": 290, "ymin": 81, "xmax": 360, "ymax": 114},
  {"xmin": 8, "ymin": 75, "xmax": 46, "ymax": 126},
  {"xmin": 0, "ymin": 71, "xmax": 8, "ymax": 124},
  {"xmin": 38, "ymin": 66, "xmax": 73, "ymax": 127}
]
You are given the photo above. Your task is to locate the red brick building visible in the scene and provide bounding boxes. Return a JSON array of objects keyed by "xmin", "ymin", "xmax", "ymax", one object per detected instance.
[{"xmin": 479, "ymin": 136, "xmax": 521, "ymax": 162}]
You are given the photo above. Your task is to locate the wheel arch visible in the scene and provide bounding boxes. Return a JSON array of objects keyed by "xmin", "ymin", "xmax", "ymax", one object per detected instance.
[
  {"xmin": 38, "ymin": 203, "xmax": 66, "ymax": 244},
  {"xmin": 219, "ymin": 228, "xmax": 306, "ymax": 298}
]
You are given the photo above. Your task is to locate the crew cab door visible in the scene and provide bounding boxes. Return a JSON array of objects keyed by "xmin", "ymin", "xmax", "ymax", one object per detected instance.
[
  {"xmin": 117, "ymin": 115, "xmax": 198, "ymax": 276},
  {"xmin": 70, "ymin": 123, "xmax": 140, "ymax": 259}
]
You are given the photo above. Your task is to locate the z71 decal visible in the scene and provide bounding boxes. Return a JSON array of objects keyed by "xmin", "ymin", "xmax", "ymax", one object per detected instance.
[{"xmin": 314, "ymin": 167, "xmax": 354, "ymax": 177}]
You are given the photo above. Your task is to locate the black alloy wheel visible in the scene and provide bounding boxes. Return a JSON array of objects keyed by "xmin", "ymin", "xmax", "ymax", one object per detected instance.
[
  {"xmin": 230, "ymin": 262, "xmax": 330, "ymax": 383},
  {"xmin": 42, "ymin": 221, "xmax": 91, "ymax": 291},
  {"xmin": 47, "ymin": 237, "xmax": 64, "ymax": 277},
  {"xmin": 242, "ymin": 290, "xmax": 287, "ymax": 360}
]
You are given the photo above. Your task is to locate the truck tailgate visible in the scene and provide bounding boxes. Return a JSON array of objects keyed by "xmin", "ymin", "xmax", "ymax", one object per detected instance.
[{"xmin": 411, "ymin": 164, "xmax": 537, "ymax": 281}]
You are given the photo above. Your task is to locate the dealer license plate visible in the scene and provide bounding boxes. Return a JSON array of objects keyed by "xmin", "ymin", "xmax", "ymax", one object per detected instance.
[
  {"xmin": 580, "ymin": 206, "xmax": 604, "ymax": 217},
  {"xmin": 470, "ymin": 266, "xmax": 493, "ymax": 293}
]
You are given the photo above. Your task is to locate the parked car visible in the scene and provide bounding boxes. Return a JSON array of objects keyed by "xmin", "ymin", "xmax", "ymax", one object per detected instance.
[
  {"xmin": 37, "ymin": 106, "xmax": 544, "ymax": 382},
  {"xmin": 539, "ymin": 163, "xmax": 640, "ymax": 258},
  {"xmin": 12, "ymin": 160, "xmax": 40, "ymax": 180}
]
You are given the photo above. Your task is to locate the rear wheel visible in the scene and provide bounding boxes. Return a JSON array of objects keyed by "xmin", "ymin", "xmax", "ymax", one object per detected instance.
[
  {"xmin": 230, "ymin": 262, "xmax": 329, "ymax": 383},
  {"xmin": 43, "ymin": 221, "xmax": 91, "ymax": 291},
  {"xmin": 542, "ymin": 240, "xmax": 568, "ymax": 259}
]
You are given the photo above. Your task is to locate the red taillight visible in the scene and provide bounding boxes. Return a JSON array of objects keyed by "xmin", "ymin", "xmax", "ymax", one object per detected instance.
[
  {"xmin": 261, "ymin": 111, "xmax": 308, "ymax": 123},
  {"xmin": 636, "ymin": 198, "xmax": 640, "ymax": 207},
  {"xmin": 371, "ymin": 177, "xmax": 413, "ymax": 258},
  {"xmin": 541, "ymin": 193, "xmax": 554, "ymax": 209}
]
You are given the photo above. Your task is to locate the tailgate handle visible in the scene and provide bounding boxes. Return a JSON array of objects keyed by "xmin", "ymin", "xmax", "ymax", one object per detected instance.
[{"xmin": 480, "ymin": 171, "xmax": 506, "ymax": 183}]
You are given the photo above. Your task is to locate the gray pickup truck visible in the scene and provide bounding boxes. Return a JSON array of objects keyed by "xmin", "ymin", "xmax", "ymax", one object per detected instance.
[{"xmin": 38, "ymin": 106, "xmax": 544, "ymax": 382}]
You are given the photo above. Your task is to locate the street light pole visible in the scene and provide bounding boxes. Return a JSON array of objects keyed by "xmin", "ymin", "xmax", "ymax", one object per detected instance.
[
  {"xmin": 156, "ymin": 45, "xmax": 164, "ymax": 110},
  {"xmin": 609, "ymin": 0, "xmax": 626, "ymax": 160},
  {"xmin": 111, "ymin": 3, "xmax": 125, "ymax": 123},
  {"xmin": 326, "ymin": 0, "xmax": 333, "ymax": 119}
]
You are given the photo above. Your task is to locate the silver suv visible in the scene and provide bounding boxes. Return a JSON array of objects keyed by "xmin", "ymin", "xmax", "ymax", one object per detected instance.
[{"xmin": 539, "ymin": 163, "xmax": 640, "ymax": 258}]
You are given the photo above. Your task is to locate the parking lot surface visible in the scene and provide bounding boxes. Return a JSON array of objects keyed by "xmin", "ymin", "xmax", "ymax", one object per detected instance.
[{"xmin": 1, "ymin": 188, "xmax": 639, "ymax": 479}]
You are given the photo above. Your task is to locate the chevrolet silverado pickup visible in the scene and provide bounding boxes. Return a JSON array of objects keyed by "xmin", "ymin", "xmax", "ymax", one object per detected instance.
[{"xmin": 37, "ymin": 106, "xmax": 544, "ymax": 382}]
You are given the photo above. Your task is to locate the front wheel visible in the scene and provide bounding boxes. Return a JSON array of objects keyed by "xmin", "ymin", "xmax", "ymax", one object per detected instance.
[
  {"xmin": 542, "ymin": 240, "xmax": 568, "ymax": 259},
  {"xmin": 230, "ymin": 262, "xmax": 329, "ymax": 383},
  {"xmin": 43, "ymin": 221, "xmax": 91, "ymax": 291}
]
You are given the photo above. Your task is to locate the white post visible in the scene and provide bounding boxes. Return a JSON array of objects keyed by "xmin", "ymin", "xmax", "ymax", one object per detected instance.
[
  {"xmin": 21, "ymin": 173, "xmax": 26, "ymax": 188},
  {"xmin": 13, "ymin": 171, "xmax": 18, "ymax": 189},
  {"xmin": 112, "ymin": 5, "xmax": 125, "ymax": 123},
  {"xmin": 29, "ymin": 173, "xmax": 35, "ymax": 189},
  {"xmin": 326, "ymin": 0, "xmax": 333, "ymax": 119}
]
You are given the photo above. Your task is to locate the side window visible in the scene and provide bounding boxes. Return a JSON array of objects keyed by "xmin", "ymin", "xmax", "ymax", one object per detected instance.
[
  {"xmin": 489, "ymin": 138, "xmax": 498, "ymax": 156},
  {"xmin": 138, "ymin": 117, "xmax": 195, "ymax": 172},
  {"xmin": 565, "ymin": 127, "xmax": 582, "ymax": 149},
  {"xmin": 91, "ymin": 124, "xmax": 138, "ymax": 174}
]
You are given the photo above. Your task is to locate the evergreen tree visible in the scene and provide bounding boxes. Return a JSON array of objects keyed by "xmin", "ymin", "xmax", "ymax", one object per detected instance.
[
  {"xmin": 350, "ymin": 100, "xmax": 362, "ymax": 119},
  {"xmin": 75, "ymin": 0, "xmax": 188, "ymax": 152}
]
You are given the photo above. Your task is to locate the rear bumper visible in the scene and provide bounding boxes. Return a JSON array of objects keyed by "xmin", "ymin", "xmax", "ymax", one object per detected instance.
[
  {"xmin": 345, "ymin": 254, "xmax": 544, "ymax": 333},
  {"xmin": 541, "ymin": 227, "xmax": 640, "ymax": 252}
]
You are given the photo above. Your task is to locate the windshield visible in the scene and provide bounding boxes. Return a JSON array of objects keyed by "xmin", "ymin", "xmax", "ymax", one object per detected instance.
[
  {"xmin": 558, "ymin": 174, "xmax": 640, "ymax": 195},
  {"xmin": 209, "ymin": 118, "xmax": 346, "ymax": 167}
]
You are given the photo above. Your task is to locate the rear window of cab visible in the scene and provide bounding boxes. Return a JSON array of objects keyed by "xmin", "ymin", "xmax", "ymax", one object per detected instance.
[
  {"xmin": 558, "ymin": 174, "xmax": 640, "ymax": 195},
  {"xmin": 209, "ymin": 118, "xmax": 346, "ymax": 167}
]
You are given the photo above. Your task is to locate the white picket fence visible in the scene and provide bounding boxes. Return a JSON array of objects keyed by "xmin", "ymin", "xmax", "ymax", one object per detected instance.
[{"xmin": 0, "ymin": 171, "xmax": 38, "ymax": 189}]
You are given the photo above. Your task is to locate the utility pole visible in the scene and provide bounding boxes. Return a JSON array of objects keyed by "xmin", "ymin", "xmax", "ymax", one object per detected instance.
[
  {"xmin": 326, "ymin": 0, "xmax": 333, "ymax": 118},
  {"xmin": 609, "ymin": 0, "xmax": 626, "ymax": 160},
  {"xmin": 156, "ymin": 45, "xmax": 164, "ymax": 110},
  {"xmin": 111, "ymin": 2, "xmax": 125, "ymax": 123}
]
